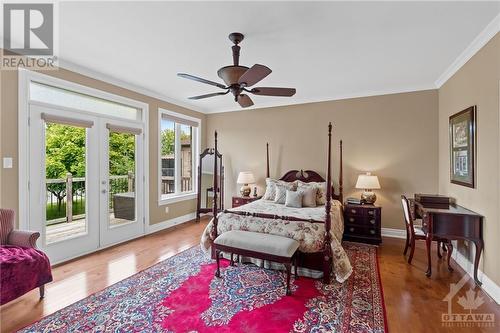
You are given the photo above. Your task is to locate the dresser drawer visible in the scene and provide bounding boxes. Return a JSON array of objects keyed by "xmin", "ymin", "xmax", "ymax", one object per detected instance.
[
  {"xmin": 345, "ymin": 206, "xmax": 364, "ymax": 216},
  {"xmin": 345, "ymin": 224, "xmax": 379, "ymax": 238}
]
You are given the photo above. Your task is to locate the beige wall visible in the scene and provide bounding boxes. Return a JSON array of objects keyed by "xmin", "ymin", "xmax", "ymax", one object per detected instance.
[
  {"xmin": 438, "ymin": 32, "xmax": 500, "ymax": 285},
  {"xmin": 206, "ymin": 90, "xmax": 439, "ymax": 230},
  {"xmin": 0, "ymin": 66, "xmax": 205, "ymax": 227}
]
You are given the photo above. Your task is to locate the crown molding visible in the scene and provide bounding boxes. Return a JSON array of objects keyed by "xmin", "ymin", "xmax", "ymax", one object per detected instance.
[
  {"xmin": 435, "ymin": 13, "xmax": 500, "ymax": 88},
  {"xmin": 57, "ymin": 59, "xmax": 208, "ymax": 114}
]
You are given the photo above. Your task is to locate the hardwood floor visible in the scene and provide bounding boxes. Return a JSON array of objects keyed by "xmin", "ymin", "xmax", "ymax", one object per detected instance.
[{"xmin": 1, "ymin": 218, "xmax": 499, "ymax": 332}]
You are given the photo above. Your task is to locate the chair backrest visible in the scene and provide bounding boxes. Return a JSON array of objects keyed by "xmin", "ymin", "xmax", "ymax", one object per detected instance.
[
  {"xmin": 0, "ymin": 209, "xmax": 15, "ymax": 245},
  {"xmin": 400, "ymin": 195, "xmax": 414, "ymax": 229}
]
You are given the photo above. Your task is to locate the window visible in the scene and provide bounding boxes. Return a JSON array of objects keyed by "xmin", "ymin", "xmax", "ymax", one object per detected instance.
[
  {"xmin": 159, "ymin": 109, "xmax": 200, "ymax": 203},
  {"xmin": 30, "ymin": 81, "xmax": 141, "ymax": 120}
]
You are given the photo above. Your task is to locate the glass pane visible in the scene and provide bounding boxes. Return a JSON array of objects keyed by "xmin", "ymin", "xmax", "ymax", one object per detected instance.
[
  {"xmin": 180, "ymin": 124, "xmax": 193, "ymax": 192},
  {"xmin": 109, "ymin": 131, "xmax": 136, "ymax": 227},
  {"xmin": 161, "ymin": 119, "xmax": 175, "ymax": 195},
  {"xmin": 45, "ymin": 123, "xmax": 87, "ymax": 244},
  {"xmin": 30, "ymin": 81, "xmax": 140, "ymax": 120}
]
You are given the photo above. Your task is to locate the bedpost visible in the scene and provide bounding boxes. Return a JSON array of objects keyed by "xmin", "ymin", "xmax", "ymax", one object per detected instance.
[
  {"xmin": 323, "ymin": 122, "xmax": 333, "ymax": 284},
  {"xmin": 339, "ymin": 140, "xmax": 343, "ymax": 204},
  {"xmin": 211, "ymin": 131, "xmax": 219, "ymax": 241},
  {"xmin": 266, "ymin": 142, "xmax": 270, "ymax": 178}
]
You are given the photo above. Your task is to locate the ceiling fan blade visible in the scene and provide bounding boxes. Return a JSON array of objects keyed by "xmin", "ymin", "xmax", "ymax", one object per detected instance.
[
  {"xmin": 177, "ymin": 73, "xmax": 227, "ymax": 89},
  {"xmin": 238, "ymin": 64, "xmax": 272, "ymax": 87},
  {"xmin": 251, "ymin": 87, "xmax": 296, "ymax": 97},
  {"xmin": 188, "ymin": 91, "xmax": 229, "ymax": 100},
  {"xmin": 237, "ymin": 94, "xmax": 254, "ymax": 108}
]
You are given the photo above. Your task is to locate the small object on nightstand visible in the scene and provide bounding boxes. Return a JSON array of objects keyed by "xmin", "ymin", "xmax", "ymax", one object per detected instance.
[
  {"xmin": 232, "ymin": 195, "xmax": 262, "ymax": 208},
  {"xmin": 237, "ymin": 171, "xmax": 255, "ymax": 197},
  {"xmin": 253, "ymin": 186, "xmax": 258, "ymax": 197},
  {"xmin": 343, "ymin": 203, "xmax": 381, "ymax": 245},
  {"xmin": 355, "ymin": 172, "xmax": 381, "ymax": 204},
  {"xmin": 346, "ymin": 197, "xmax": 362, "ymax": 205}
]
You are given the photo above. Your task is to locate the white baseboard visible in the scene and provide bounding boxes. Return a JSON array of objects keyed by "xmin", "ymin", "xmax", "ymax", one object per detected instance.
[
  {"xmin": 146, "ymin": 212, "xmax": 197, "ymax": 234},
  {"xmin": 381, "ymin": 227, "xmax": 406, "ymax": 239},
  {"xmin": 452, "ymin": 248, "xmax": 500, "ymax": 305}
]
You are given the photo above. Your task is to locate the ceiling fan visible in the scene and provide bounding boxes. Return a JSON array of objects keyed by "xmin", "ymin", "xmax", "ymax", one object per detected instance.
[{"xmin": 177, "ymin": 32, "xmax": 296, "ymax": 108}]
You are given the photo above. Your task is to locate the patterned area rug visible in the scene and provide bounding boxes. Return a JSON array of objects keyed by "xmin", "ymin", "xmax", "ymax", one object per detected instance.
[{"xmin": 19, "ymin": 242, "xmax": 387, "ymax": 332}]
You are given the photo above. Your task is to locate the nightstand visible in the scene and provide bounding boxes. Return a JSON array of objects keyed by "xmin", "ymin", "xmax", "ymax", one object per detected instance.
[
  {"xmin": 343, "ymin": 204, "xmax": 382, "ymax": 245},
  {"xmin": 232, "ymin": 196, "xmax": 262, "ymax": 208}
]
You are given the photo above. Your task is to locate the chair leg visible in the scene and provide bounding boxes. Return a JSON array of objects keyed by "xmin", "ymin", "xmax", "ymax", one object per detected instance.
[
  {"xmin": 408, "ymin": 238, "xmax": 416, "ymax": 264},
  {"xmin": 215, "ymin": 249, "xmax": 221, "ymax": 278},
  {"xmin": 403, "ymin": 232, "xmax": 410, "ymax": 256},
  {"xmin": 285, "ymin": 263, "xmax": 291, "ymax": 296},
  {"xmin": 437, "ymin": 241, "xmax": 443, "ymax": 259},
  {"xmin": 446, "ymin": 241, "xmax": 454, "ymax": 272},
  {"xmin": 39, "ymin": 285, "xmax": 45, "ymax": 299},
  {"xmin": 294, "ymin": 256, "xmax": 298, "ymax": 279}
]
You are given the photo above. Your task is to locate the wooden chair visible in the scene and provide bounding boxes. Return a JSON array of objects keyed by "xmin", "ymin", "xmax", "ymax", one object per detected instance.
[{"xmin": 401, "ymin": 195, "xmax": 453, "ymax": 271}]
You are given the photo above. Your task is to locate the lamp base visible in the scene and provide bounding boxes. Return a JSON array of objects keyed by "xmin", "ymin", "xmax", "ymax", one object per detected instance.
[
  {"xmin": 361, "ymin": 191, "xmax": 377, "ymax": 204},
  {"xmin": 240, "ymin": 184, "xmax": 251, "ymax": 197}
]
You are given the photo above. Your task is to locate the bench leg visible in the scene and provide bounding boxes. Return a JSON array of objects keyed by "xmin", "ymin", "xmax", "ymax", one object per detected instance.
[
  {"xmin": 215, "ymin": 249, "xmax": 221, "ymax": 278},
  {"xmin": 230, "ymin": 253, "xmax": 234, "ymax": 266},
  {"xmin": 285, "ymin": 263, "xmax": 292, "ymax": 296}
]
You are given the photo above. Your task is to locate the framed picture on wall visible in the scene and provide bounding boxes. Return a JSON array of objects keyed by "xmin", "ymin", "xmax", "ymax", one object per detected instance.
[{"xmin": 449, "ymin": 106, "xmax": 476, "ymax": 188}]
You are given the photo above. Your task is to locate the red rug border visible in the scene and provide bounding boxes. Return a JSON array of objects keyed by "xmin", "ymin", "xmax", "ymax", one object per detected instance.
[{"xmin": 375, "ymin": 246, "xmax": 389, "ymax": 333}]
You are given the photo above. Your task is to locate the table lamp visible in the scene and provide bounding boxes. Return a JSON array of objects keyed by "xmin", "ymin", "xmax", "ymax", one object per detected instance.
[
  {"xmin": 355, "ymin": 172, "xmax": 381, "ymax": 204},
  {"xmin": 237, "ymin": 171, "xmax": 255, "ymax": 197}
]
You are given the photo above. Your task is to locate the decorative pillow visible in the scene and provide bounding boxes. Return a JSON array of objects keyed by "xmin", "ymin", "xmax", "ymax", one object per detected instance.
[
  {"xmin": 300, "ymin": 186, "xmax": 317, "ymax": 207},
  {"xmin": 263, "ymin": 178, "xmax": 278, "ymax": 200},
  {"xmin": 285, "ymin": 190, "xmax": 303, "ymax": 208},
  {"xmin": 263, "ymin": 179, "xmax": 297, "ymax": 201},
  {"xmin": 297, "ymin": 181, "xmax": 327, "ymax": 205},
  {"xmin": 274, "ymin": 183, "xmax": 295, "ymax": 204}
]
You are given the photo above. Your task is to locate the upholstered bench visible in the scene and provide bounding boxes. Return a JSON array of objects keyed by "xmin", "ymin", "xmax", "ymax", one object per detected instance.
[{"xmin": 213, "ymin": 230, "xmax": 299, "ymax": 295}]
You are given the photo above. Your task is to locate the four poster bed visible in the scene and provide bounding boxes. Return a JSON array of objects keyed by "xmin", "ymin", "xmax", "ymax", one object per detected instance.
[{"xmin": 200, "ymin": 123, "xmax": 352, "ymax": 283}]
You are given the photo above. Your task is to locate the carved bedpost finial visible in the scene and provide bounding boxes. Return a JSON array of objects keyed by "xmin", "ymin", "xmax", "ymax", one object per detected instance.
[{"xmin": 339, "ymin": 140, "xmax": 343, "ymax": 203}]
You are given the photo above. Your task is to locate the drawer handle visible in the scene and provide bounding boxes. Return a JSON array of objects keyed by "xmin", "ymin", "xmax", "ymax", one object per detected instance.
[
  {"xmin": 368, "ymin": 211, "xmax": 374, "ymax": 216},
  {"xmin": 349, "ymin": 227, "xmax": 355, "ymax": 232},
  {"xmin": 235, "ymin": 199, "xmax": 239, "ymax": 203},
  {"xmin": 349, "ymin": 217, "xmax": 355, "ymax": 222},
  {"xmin": 370, "ymin": 229, "xmax": 375, "ymax": 235},
  {"xmin": 350, "ymin": 209, "xmax": 357, "ymax": 214},
  {"xmin": 370, "ymin": 219, "xmax": 375, "ymax": 225}
]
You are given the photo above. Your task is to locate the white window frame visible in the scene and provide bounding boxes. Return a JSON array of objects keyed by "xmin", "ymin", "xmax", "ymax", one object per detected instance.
[
  {"xmin": 17, "ymin": 68, "xmax": 150, "ymax": 230},
  {"xmin": 158, "ymin": 108, "xmax": 201, "ymax": 205}
]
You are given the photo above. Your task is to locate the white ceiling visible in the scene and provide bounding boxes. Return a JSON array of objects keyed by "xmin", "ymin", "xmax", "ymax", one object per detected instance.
[{"xmin": 56, "ymin": 1, "xmax": 500, "ymax": 114}]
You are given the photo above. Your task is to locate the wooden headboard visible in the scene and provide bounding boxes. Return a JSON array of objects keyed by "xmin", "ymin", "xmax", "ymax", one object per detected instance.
[{"xmin": 267, "ymin": 141, "xmax": 344, "ymax": 203}]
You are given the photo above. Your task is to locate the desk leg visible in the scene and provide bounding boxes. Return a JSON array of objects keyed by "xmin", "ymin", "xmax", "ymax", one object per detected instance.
[
  {"xmin": 425, "ymin": 215, "xmax": 432, "ymax": 278},
  {"xmin": 473, "ymin": 239, "xmax": 484, "ymax": 286}
]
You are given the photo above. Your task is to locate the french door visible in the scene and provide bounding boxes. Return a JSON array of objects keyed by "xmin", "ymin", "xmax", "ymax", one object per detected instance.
[{"xmin": 28, "ymin": 104, "xmax": 145, "ymax": 263}]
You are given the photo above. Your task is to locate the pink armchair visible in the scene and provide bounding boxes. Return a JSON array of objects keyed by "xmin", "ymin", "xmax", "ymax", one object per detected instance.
[{"xmin": 0, "ymin": 209, "xmax": 53, "ymax": 305}]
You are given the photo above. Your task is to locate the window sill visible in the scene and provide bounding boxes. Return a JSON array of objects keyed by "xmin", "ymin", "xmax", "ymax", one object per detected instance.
[{"xmin": 159, "ymin": 192, "xmax": 197, "ymax": 205}]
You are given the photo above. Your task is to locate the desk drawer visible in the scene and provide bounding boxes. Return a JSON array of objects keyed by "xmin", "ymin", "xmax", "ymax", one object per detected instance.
[{"xmin": 345, "ymin": 207, "xmax": 364, "ymax": 216}]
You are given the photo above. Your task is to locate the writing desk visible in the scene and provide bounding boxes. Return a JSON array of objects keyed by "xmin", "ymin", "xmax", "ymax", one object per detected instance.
[{"xmin": 414, "ymin": 201, "xmax": 483, "ymax": 285}]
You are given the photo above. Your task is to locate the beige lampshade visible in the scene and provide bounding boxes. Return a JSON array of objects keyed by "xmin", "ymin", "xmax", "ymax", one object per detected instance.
[
  {"xmin": 237, "ymin": 171, "xmax": 255, "ymax": 184},
  {"xmin": 355, "ymin": 172, "xmax": 381, "ymax": 190}
]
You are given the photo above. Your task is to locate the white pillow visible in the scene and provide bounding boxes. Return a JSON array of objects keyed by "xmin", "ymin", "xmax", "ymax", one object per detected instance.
[
  {"xmin": 263, "ymin": 179, "xmax": 297, "ymax": 201},
  {"xmin": 274, "ymin": 183, "xmax": 295, "ymax": 204},
  {"xmin": 285, "ymin": 190, "xmax": 303, "ymax": 208}
]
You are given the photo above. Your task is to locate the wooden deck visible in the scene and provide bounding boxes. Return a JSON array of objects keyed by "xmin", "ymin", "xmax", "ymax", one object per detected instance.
[{"xmin": 46, "ymin": 214, "xmax": 131, "ymax": 244}]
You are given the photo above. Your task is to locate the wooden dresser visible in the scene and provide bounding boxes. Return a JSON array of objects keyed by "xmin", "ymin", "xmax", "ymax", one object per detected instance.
[
  {"xmin": 343, "ymin": 204, "xmax": 382, "ymax": 245},
  {"xmin": 232, "ymin": 196, "xmax": 262, "ymax": 208}
]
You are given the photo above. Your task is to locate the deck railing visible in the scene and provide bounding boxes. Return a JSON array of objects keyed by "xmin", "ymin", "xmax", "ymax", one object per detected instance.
[{"xmin": 46, "ymin": 173, "xmax": 134, "ymax": 225}]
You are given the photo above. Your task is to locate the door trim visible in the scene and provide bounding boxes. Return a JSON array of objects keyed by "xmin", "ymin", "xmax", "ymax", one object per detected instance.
[{"xmin": 18, "ymin": 69, "xmax": 149, "ymax": 262}]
